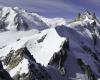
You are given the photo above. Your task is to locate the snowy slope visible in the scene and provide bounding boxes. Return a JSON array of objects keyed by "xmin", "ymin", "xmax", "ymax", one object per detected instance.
[
  {"xmin": 0, "ymin": 7, "xmax": 100, "ymax": 80},
  {"xmin": 0, "ymin": 6, "xmax": 48, "ymax": 31},
  {"xmin": 0, "ymin": 28, "xmax": 67, "ymax": 79},
  {"xmin": 0, "ymin": 28, "xmax": 65, "ymax": 65},
  {"xmin": 0, "ymin": 6, "xmax": 67, "ymax": 51},
  {"xmin": 0, "ymin": 6, "xmax": 67, "ymax": 31},
  {"xmin": 55, "ymin": 11, "xmax": 100, "ymax": 79}
]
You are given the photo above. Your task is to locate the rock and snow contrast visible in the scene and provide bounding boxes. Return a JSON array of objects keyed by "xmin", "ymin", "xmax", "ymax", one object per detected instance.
[{"xmin": 0, "ymin": 6, "xmax": 100, "ymax": 80}]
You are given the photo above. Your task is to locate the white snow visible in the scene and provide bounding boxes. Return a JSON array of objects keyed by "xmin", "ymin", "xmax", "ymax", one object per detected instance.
[
  {"xmin": 0, "ymin": 27, "xmax": 66, "ymax": 76},
  {"xmin": 29, "ymin": 28, "xmax": 66, "ymax": 66},
  {"xmin": 9, "ymin": 58, "xmax": 29, "ymax": 77},
  {"xmin": 83, "ymin": 16, "xmax": 94, "ymax": 24},
  {"xmin": 42, "ymin": 17, "xmax": 67, "ymax": 27},
  {"xmin": 0, "ymin": 29, "xmax": 38, "ymax": 50},
  {"xmin": 0, "ymin": 6, "xmax": 100, "ymax": 80}
]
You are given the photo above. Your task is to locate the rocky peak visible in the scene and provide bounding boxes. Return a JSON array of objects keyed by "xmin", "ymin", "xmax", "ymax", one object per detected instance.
[
  {"xmin": 0, "ymin": 6, "xmax": 49, "ymax": 31},
  {"xmin": 2, "ymin": 47, "xmax": 51, "ymax": 80},
  {"xmin": 75, "ymin": 10, "xmax": 96, "ymax": 22}
]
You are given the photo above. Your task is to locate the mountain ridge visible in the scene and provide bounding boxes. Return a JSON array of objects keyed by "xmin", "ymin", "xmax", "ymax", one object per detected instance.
[
  {"xmin": 0, "ymin": 6, "xmax": 100, "ymax": 80},
  {"xmin": 0, "ymin": 6, "xmax": 67, "ymax": 32}
]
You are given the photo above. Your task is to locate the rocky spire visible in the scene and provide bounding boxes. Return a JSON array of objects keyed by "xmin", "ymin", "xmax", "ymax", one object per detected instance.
[{"xmin": 75, "ymin": 10, "xmax": 96, "ymax": 21}]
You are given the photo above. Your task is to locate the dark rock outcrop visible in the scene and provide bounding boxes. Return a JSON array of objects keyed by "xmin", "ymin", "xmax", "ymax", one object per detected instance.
[
  {"xmin": 75, "ymin": 10, "xmax": 96, "ymax": 21},
  {"xmin": 3, "ymin": 47, "xmax": 51, "ymax": 80},
  {"xmin": 23, "ymin": 47, "xmax": 51, "ymax": 80},
  {"xmin": 0, "ymin": 60, "xmax": 12, "ymax": 80},
  {"xmin": 28, "ymin": 62, "xmax": 50, "ymax": 80},
  {"xmin": 48, "ymin": 40, "xmax": 69, "ymax": 76},
  {"xmin": 77, "ymin": 59, "xmax": 97, "ymax": 80}
]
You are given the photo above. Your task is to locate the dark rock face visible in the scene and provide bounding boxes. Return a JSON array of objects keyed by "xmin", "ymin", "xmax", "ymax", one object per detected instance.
[
  {"xmin": 22, "ymin": 47, "xmax": 51, "ymax": 80},
  {"xmin": 0, "ymin": 60, "xmax": 3, "ymax": 69},
  {"xmin": 0, "ymin": 20, "xmax": 6, "ymax": 31},
  {"xmin": 81, "ymin": 44, "xmax": 99, "ymax": 62},
  {"xmin": 28, "ymin": 63, "xmax": 50, "ymax": 80},
  {"xmin": 48, "ymin": 40, "xmax": 69, "ymax": 76},
  {"xmin": 3, "ymin": 47, "xmax": 35, "ymax": 71},
  {"xmin": 0, "ymin": 60, "xmax": 12, "ymax": 80},
  {"xmin": 21, "ymin": 47, "xmax": 50, "ymax": 80},
  {"xmin": 3, "ymin": 47, "xmax": 51, "ymax": 80},
  {"xmin": 14, "ymin": 15, "xmax": 29, "ymax": 31},
  {"xmin": 3, "ymin": 49, "xmax": 23, "ymax": 70},
  {"xmin": 77, "ymin": 59, "xmax": 97, "ymax": 80},
  {"xmin": 37, "ymin": 34, "xmax": 47, "ymax": 43},
  {"xmin": 20, "ymin": 47, "xmax": 36, "ymax": 62}
]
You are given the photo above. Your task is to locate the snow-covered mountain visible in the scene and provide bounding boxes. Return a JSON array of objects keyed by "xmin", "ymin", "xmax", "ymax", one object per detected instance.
[
  {"xmin": 0, "ymin": 6, "xmax": 100, "ymax": 80},
  {"xmin": 0, "ymin": 6, "xmax": 67, "ymax": 31},
  {"xmin": 0, "ymin": 6, "xmax": 67, "ymax": 50}
]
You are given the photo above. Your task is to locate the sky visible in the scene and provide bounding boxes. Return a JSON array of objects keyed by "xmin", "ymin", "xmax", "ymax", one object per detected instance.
[{"xmin": 0, "ymin": 0, "xmax": 99, "ymax": 19}]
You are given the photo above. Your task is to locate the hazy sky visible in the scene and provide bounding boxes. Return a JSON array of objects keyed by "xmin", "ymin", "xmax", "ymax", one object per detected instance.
[{"xmin": 0, "ymin": 0, "xmax": 99, "ymax": 19}]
